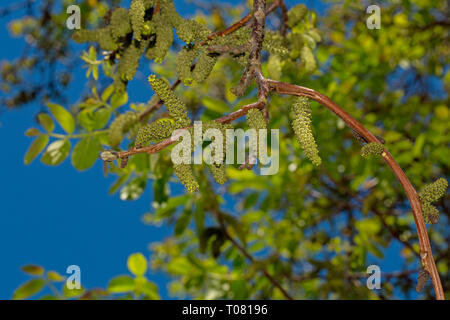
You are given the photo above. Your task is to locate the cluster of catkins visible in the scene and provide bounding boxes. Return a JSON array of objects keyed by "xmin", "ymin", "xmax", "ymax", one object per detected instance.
[
  {"xmin": 90, "ymin": 2, "xmax": 324, "ymax": 193},
  {"xmin": 73, "ymin": 0, "xmax": 214, "ymax": 91}
]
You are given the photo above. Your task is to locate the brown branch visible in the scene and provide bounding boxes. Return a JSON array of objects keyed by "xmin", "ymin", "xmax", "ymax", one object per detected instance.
[
  {"xmin": 212, "ymin": 208, "xmax": 294, "ymax": 300},
  {"xmin": 266, "ymin": 79, "xmax": 444, "ymax": 300},
  {"xmin": 278, "ymin": 0, "xmax": 288, "ymax": 36},
  {"xmin": 116, "ymin": 101, "xmax": 264, "ymax": 159}
]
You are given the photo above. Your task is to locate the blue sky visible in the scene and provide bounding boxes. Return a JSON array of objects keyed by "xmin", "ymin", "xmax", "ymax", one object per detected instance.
[{"xmin": 0, "ymin": 0, "xmax": 421, "ymax": 300}]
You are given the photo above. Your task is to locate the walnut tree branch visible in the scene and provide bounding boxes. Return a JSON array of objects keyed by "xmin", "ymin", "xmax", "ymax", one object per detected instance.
[{"xmin": 266, "ymin": 79, "xmax": 444, "ymax": 300}]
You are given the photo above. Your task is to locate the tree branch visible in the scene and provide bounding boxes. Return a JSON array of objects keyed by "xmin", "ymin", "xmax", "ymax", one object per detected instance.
[
  {"xmin": 139, "ymin": 0, "xmax": 282, "ymax": 121},
  {"xmin": 266, "ymin": 79, "xmax": 444, "ymax": 300}
]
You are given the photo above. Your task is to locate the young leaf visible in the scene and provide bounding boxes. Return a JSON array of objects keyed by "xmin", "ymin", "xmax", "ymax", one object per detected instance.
[
  {"xmin": 47, "ymin": 103, "xmax": 75, "ymax": 134},
  {"xmin": 127, "ymin": 253, "xmax": 148, "ymax": 276},
  {"xmin": 71, "ymin": 136, "xmax": 101, "ymax": 171},
  {"xmin": 41, "ymin": 139, "xmax": 71, "ymax": 166},
  {"xmin": 21, "ymin": 265, "xmax": 44, "ymax": 276},
  {"xmin": 24, "ymin": 135, "xmax": 49, "ymax": 165},
  {"xmin": 107, "ymin": 275, "xmax": 135, "ymax": 293},
  {"xmin": 37, "ymin": 113, "xmax": 54, "ymax": 132},
  {"xmin": 13, "ymin": 279, "xmax": 45, "ymax": 300}
]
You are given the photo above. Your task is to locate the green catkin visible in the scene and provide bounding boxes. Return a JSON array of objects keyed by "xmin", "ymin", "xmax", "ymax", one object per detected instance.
[
  {"xmin": 135, "ymin": 118, "xmax": 176, "ymax": 147},
  {"xmin": 208, "ymin": 163, "xmax": 227, "ymax": 185},
  {"xmin": 421, "ymin": 202, "xmax": 440, "ymax": 224},
  {"xmin": 108, "ymin": 112, "xmax": 139, "ymax": 147},
  {"xmin": 117, "ymin": 41, "xmax": 147, "ymax": 82},
  {"xmin": 130, "ymin": 0, "xmax": 146, "ymax": 41},
  {"xmin": 176, "ymin": 46, "xmax": 199, "ymax": 85},
  {"xmin": 192, "ymin": 50, "xmax": 218, "ymax": 83},
  {"xmin": 110, "ymin": 8, "xmax": 132, "ymax": 39},
  {"xmin": 246, "ymin": 109, "xmax": 267, "ymax": 131},
  {"xmin": 267, "ymin": 54, "xmax": 282, "ymax": 80},
  {"xmin": 263, "ymin": 31, "xmax": 289, "ymax": 57},
  {"xmin": 148, "ymin": 75, "xmax": 190, "ymax": 127},
  {"xmin": 290, "ymin": 97, "xmax": 322, "ymax": 166},
  {"xmin": 146, "ymin": 12, "xmax": 173, "ymax": 63},
  {"xmin": 202, "ymin": 121, "xmax": 229, "ymax": 184},
  {"xmin": 73, "ymin": 27, "xmax": 118, "ymax": 51},
  {"xmin": 173, "ymin": 164, "xmax": 199, "ymax": 193},
  {"xmin": 300, "ymin": 46, "xmax": 316, "ymax": 73},
  {"xmin": 246, "ymin": 108, "xmax": 267, "ymax": 164},
  {"xmin": 418, "ymin": 178, "xmax": 448, "ymax": 204},
  {"xmin": 287, "ymin": 4, "xmax": 307, "ymax": 28},
  {"xmin": 142, "ymin": 0, "xmax": 155, "ymax": 9},
  {"xmin": 360, "ymin": 142, "xmax": 384, "ymax": 158},
  {"xmin": 160, "ymin": 0, "xmax": 209, "ymax": 43},
  {"xmin": 202, "ymin": 121, "xmax": 230, "ymax": 165}
]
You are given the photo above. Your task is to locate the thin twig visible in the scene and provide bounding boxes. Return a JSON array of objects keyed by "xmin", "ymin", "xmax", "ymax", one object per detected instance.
[{"xmin": 212, "ymin": 208, "xmax": 293, "ymax": 300}]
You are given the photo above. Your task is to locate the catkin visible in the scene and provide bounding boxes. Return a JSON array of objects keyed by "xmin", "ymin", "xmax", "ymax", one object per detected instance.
[
  {"xmin": 360, "ymin": 142, "xmax": 384, "ymax": 158},
  {"xmin": 148, "ymin": 75, "xmax": 190, "ymax": 127},
  {"xmin": 130, "ymin": 0, "xmax": 146, "ymax": 41},
  {"xmin": 300, "ymin": 46, "xmax": 316, "ymax": 73},
  {"xmin": 246, "ymin": 108, "xmax": 267, "ymax": 164},
  {"xmin": 419, "ymin": 178, "xmax": 448, "ymax": 204},
  {"xmin": 173, "ymin": 163, "xmax": 199, "ymax": 193},
  {"xmin": 192, "ymin": 50, "xmax": 217, "ymax": 83},
  {"xmin": 421, "ymin": 202, "xmax": 440, "ymax": 224},
  {"xmin": 135, "ymin": 118, "xmax": 176, "ymax": 147},
  {"xmin": 208, "ymin": 164, "xmax": 227, "ymax": 185},
  {"xmin": 146, "ymin": 12, "xmax": 173, "ymax": 63},
  {"xmin": 110, "ymin": 8, "xmax": 132, "ymax": 39},
  {"xmin": 108, "ymin": 112, "xmax": 139, "ymax": 147},
  {"xmin": 176, "ymin": 46, "xmax": 199, "ymax": 85},
  {"xmin": 263, "ymin": 31, "xmax": 289, "ymax": 57},
  {"xmin": 117, "ymin": 41, "xmax": 147, "ymax": 82},
  {"xmin": 160, "ymin": 0, "xmax": 209, "ymax": 43},
  {"xmin": 287, "ymin": 4, "xmax": 307, "ymax": 28},
  {"xmin": 73, "ymin": 27, "xmax": 118, "ymax": 51},
  {"xmin": 290, "ymin": 97, "xmax": 321, "ymax": 166}
]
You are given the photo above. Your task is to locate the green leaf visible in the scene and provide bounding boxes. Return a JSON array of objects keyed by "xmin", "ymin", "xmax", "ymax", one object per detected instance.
[
  {"xmin": 101, "ymin": 84, "xmax": 115, "ymax": 102},
  {"xmin": 24, "ymin": 135, "xmax": 49, "ymax": 165},
  {"xmin": 21, "ymin": 265, "xmax": 44, "ymax": 276},
  {"xmin": 78, "ymin": 108, "xmax": 111, "ymax": 132},
  {"xmin": 107, "ymin": 275, "xmax": 135, "ymax": 293},
  {"xmin": 47, "ymin": 271, "xmax": 65, "ymax": 282},
  {"xmin": 140, "ymin": 280, "xmax": 160, "ymax": 300},
  {"xmin": 47, "ymin": 103, "xmax": 75, "ymax": 134},
  {"xmin": 38, "ymin": 113, "xmax": 54, "ymax": 132},
  {"xmin": 41, "ymin": 139, "xmax": 71, "ymax": 166},
  {"xmin": 63, "ymin": 284, "xmax": 85, "ymax": 298},
  {"xmin": 111, "ymin": 91, "xmax": 128, "ymax": 109},
  {"xmin": 71, "ymin": 136, "xmax": 101, "ymax": 171},
  {"xmin": 25, "ymin": 128, "xmax": 41, "ymax": 137},
  {"xmin": 127, "ymin": 253, "xmax": 147, "ymax": 276},
  {"xmin": 13, "ymin": 279, "xmax": 45, "ymax": 300},
  {"xmin": 175, "ymin": 210, "xmax": 192, "ymax": 236},
  {"xmin": 201, "ymin": 97, "xmax": 229, "ymax": 114}
]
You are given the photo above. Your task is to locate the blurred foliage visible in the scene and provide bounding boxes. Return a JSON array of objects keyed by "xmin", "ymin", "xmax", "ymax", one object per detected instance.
[{"xmin": 3, "ymin": 0, "xmax": 449, "ymax": 299}]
